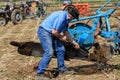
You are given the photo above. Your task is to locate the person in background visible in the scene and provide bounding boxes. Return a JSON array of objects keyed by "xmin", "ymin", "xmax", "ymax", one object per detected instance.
[
  {"xmin": 20, "ymin": 1, "xmax": 25, "ymax": 10},
  {"xmin": 36, "ymin": 2, "xmax": 45, "ymax": 19},
  {"xmin": 36, "ymin": 6, "xmax": 80, "ymax": 79},
  {"xmin": 5, "ymin": 2, "xmax": 10, "ymax": 11}
]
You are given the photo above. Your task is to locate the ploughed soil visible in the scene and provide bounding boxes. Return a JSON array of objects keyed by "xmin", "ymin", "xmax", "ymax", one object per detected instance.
[{"xmin": 0, "ymin": 5, "xmax": 120, "ymax": 79}]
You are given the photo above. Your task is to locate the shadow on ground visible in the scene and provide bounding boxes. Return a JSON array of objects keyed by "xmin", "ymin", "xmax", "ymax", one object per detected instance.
[
  {"xmin": 9, "ymin": 41, "xmax": 120, "ymax": 78},
  {"xmin": 9, "ymin": 40, "xmax": 81, "ymax": 61}
]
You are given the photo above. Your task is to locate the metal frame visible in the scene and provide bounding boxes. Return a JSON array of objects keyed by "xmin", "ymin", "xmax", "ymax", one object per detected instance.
[{"xmin": 69, "ymin": 0, "xmax": 120, "ymax": 52}]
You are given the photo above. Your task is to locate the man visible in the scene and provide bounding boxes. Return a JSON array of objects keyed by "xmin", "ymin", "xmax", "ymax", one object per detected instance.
[
  {"xmin": 20, "ymin": 1, "xmax": 25, "ymax": 12},
  {"xmin": 20, "ymin": 1, "xmax": 25, "ymax": 9},
  {"xmin": 36, "ymin": 6, "xmax": 80, "ymax": 79},
  {"xmin": 36, "ymin": 2, "xmax": 45, "ymax": 19},
  {"xmin": 5, "ymin": 2, "xmax": 10, "ymax": 11}
]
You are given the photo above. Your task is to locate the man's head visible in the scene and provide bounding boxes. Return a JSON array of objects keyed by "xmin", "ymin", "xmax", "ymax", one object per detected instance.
[{"xmin": 66, "ymin": 6, "xmax": 79, "ymax": 20}]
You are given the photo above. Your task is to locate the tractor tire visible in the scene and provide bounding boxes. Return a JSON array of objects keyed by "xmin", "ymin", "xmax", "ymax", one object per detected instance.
[
  {"xmin": 24, "ymin": 7, "xmax": 31, "ymax": 16},
  {"xmin": 0, "ymin": 17, "xmax": 7, "ymax": 26},
  {"xmin": 11, "ymin": 9, "xmax": 23, "ymax": 25}
]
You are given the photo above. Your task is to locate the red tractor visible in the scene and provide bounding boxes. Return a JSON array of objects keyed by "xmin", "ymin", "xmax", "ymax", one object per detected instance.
[{"xmin": 63, "ymin": 0, "xmax": 91, "ymax": 16}]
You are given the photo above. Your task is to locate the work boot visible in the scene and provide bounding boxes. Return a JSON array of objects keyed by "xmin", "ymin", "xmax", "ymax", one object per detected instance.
[
  {"xmin": 58, "ymin": 70, "xmax": 75, "ymax": 76},
  {"xmin": 36, "ymin": 72, "xmax": 51, "ymax": 80}
]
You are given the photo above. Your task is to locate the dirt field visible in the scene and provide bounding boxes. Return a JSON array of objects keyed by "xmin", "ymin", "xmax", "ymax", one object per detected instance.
[
  {"xmin": 0, "ymin": 16, "xmax": 120, "ymax": 80},
  {"xmin": 0, "ymin": 2, "xmax": 120, "ymax": 80}
]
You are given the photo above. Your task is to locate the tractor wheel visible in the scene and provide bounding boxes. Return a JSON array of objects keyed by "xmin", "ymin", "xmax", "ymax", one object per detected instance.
[
  {"xmin": 0, "ymin": 17, "xmax": 7, "ymax": 26},
  {"xmin": 24, "ymin": 7, "xmax": 31, "ymax": 16},
  {"xmin": 11, "ymin": 9, "xmax": 23, "ymax": 25}
]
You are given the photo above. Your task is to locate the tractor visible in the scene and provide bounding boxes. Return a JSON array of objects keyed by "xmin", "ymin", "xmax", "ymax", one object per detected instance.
[
  {"xmin": 0, "ymin": 1, "xmax": 31, "ymax": 26},
  {"xmin": 0, "ymin": 8, "xmax": 23, "ymax": 26},
  {"xmin": 0, "ymin": 0, "xmax": 23, "ymax": 27}
]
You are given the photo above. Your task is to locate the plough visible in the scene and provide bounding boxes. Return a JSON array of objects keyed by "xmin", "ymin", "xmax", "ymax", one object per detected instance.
[{"xmin": 67, "ymin": 0, "xmax": 120, "ymax": 61}]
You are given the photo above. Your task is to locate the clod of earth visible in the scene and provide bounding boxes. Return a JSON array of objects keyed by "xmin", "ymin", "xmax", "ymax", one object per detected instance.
[{"xmin": 88, "ymin": 42, "xmax": 114, "ymax": 64}]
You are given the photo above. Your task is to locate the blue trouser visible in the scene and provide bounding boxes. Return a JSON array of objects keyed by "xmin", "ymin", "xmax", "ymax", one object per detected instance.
[{"xmin": 37, "ymin": 27, "xmax": 66, "ymax": 74}]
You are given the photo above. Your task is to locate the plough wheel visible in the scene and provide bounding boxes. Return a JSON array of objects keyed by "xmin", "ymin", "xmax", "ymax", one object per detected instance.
[{"xmin": 68, "ymin": 23, "xmax": 95, "ymax": 50}]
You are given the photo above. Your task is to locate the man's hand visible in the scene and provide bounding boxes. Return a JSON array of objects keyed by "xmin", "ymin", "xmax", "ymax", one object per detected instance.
[
  {"xmin": 72, "ymin": 41, "xmax": 80, "ymax": 49},
  {"xmin": 59, "ymin": 36, "xmax": 68, "ymax": 42}
]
